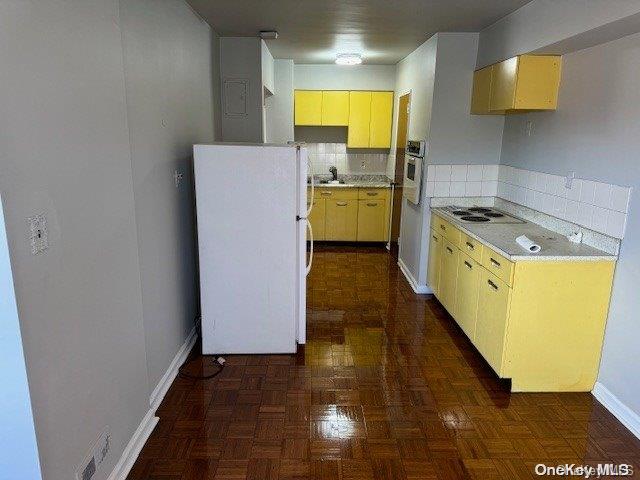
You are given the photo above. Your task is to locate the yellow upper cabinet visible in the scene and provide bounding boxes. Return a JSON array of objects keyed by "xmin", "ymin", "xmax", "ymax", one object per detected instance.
[
  {"xmin": 470, "ymin": 65, "xmax": 501, "ymax": 115},
  {"xmin": 294, "ymin": 90, "xmax": 322, "ymax": 125},
  {"xmin": 348, "ymin": 91, "xmax": 372, "ymax": 148},
  {"xmin": 490, "ymin": 55, "xmax": 562, "ymax": 112},
  {"xmin": 321, "ymin": 91, "xmax": 349, "ymax": 126},
  {"xmin": 471, "ymin": 55, "xmax": 562, "ymax": 114},
  {"xmin": 369, "ymin": 92, "xmax": 393, "ymax": 148}
]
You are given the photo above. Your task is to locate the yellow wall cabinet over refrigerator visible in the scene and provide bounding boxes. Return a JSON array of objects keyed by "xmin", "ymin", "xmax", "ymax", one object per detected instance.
[
  {"xmin": 470, "ymin": 55, "xmax": 561, "ymax": 114},
  {"xmin": 427, "ymin": 212, "xmax": 615, "ymax": 392},
  {"xmin": 294, "ymin": 90, "xmax": 322, "ymax": 125}
]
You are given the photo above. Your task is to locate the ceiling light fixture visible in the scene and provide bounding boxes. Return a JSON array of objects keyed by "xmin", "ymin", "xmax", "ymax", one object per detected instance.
[{"xmin": 335, "ymin": 53, "xmax": 362, "ymax": 65}]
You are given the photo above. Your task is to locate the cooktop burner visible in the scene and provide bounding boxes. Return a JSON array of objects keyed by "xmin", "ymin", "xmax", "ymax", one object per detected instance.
[
  {"xmin": 460, "ymin": 216, "xmax": 490, "ymax": 222},
  {"xmin": 468, "ymin": 207, "xmax": 491, "ymax": 213},
  {"xmin": 451, "ymin": 210, "xmax": 472, "ymax": 216},
  {"xmin": 484, "ymin": 212, "xmax": 504, "ymax": 218}
]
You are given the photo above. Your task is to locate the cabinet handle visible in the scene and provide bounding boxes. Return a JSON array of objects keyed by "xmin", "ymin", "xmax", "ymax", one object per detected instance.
[
  {"xmin": 336, "ymin": 201, "xmax": 347, "ymax": 206},
  {"xmin": 432, "ymin": 235, "xmax": 438, "ymax": 242},
  {"xmin": 440, "ymin": 224, "xmax": 446, "ymax": 231},
  {"xmin": 490, "ymin": 257, "xmax": 501, "ymax": 268},
  {"xmin": 366, "ymin": 192, "xmax": 378, "ymax": 196},
  {"xmin": 487, "ymin": 279, "xmax": 499, "ymax": 290},
  {"xmin": 464, "ymin": 261, "xmax": 472, "ymax": 269},
  {"xmin": 321, "ymin": 192, "xmax": 332, "ymax": 196},
  {"xmin": 446, "ymin": 246, "xmax": 453, "ymax": 254},
  {"xmin": 366, "ymin": 203, "xmax": 377, "ymax": 207},
  {"xmin": 465, "ymin": 241, "xmax": 474, "ymax": 250}
]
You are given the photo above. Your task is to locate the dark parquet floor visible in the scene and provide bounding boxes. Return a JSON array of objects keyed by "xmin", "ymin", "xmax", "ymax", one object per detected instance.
[{"xmin": 127, "ymin": 243, "xmax": 640, "ymax": 479}]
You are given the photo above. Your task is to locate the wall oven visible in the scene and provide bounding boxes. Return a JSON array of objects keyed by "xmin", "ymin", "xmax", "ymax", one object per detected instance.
[{"xmin": 403, "ymin": 140, "xmax": 425, "ymax": 205}]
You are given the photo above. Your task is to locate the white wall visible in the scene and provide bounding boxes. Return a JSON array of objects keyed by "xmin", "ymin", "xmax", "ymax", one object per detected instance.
[
  {"xmin": 220, "ymin": 37, "xmax": 264, "ymax": 142},
  {"xmin": 119, "ymin": 0, "xmax": 215, "ymax": 393},
  {"xmin": 499, "ymin": 33, "xmax": 640, "ymax": 421},
  {"xmin": 0, "ymin": 1, "xmax": 150, "ymax": 479},
  {"xmin": 265, "ymin": 60, "xmax": 295, "ymax": 144},
  {"xmin": 0, "ymin": 196, "xmax": 41, "ymax": 479},
  {"xmin": 477, "ymin": 0, "xmax": 640, "ymax": 67},
  {"xmin": 392, "ymin": 33, "xmax": 504, "ymax": 289},
  {"xmin": 294, "ymin": 64, "xmax": 396, "ymax": 90},
  {"xmin": 261, "ymin": 40, "xmax": 275, "ymax": 95}
]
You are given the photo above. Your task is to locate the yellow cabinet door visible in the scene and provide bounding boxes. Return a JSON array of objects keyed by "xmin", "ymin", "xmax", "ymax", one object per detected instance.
[
  {"xmin": 356, "ymin": 199, "xmax": 388, "ymax": 242},
  {"xmin": 295, "ymin": 90, "xmax": 322, "ymax": 125},
  {"xmin": 308, "ymin": 198, "xmax": 325, "ymax": 241},
  {"xmin": 455, "ymin": 254, "xmax": 480, "ymax": 341},
  {"xmin": 325, "ymin": 199, "xmax": 358, "ymax": 241},
  {"xmin": 321, "ymin": 91, "xmax": 349, "ymax": 126},
  {"xmin": 347, "ymin": 91, "xmax": 371, "ymax": 148},
  {"xmin": 427, "ymin": 230, "xmax": 443, "ymax": 296},
  {"xmin": 369, "ymin": 91, "xmax": 393, "ymax": 148},
  {"xmin": 475, "ymin": 270, "xmax": 511, "ymax": 375},
  {"xmin": 439, "ymin": 239, "xmax": 459, "ymax": 316},
  {"xmin": 471, "ymin": 66, "xmax": 502, "ymax": 115},
  {"xmin": 513, "ymin": 55, "xmax": 561, "ymax": 110},
  {"xmin": 490, "ymin": 57, "xmax": 519, "ymax": 112}
]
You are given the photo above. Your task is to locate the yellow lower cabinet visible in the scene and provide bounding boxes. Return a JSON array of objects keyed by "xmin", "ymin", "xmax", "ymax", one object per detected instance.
[
  {"xmin": 475, "ymin": 270, "xmax": 511, "ymax": 375},
  {"xmin": 455, "ymin": 254, "xmax": 480, "ymax": 341},
  {"xmin": 439, "ymin": 239, "xmax": 459, "ymax": 316},
  {"xmin": 325, "ymin": 199, "xmax": 358, "ymax": 241},
  {"xmin": 427, "ymin": 230, "xmax": 443, "ymax": 296},
  {"xmin": 308, "ymin": 198, "xmax": 325, "ymax": 241},
  {"xmin": 356, "ymin": 199, "xmax": 388, "ymax": 242}
]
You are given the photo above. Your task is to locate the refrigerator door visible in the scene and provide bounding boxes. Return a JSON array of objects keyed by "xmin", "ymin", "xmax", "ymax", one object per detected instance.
[{"xmin": 195, "ymin": 144, "xmax": 299, "ymax": 354}]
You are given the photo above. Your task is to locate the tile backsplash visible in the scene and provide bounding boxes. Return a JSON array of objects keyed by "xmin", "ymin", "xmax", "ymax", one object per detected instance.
[
  {"xmin": 425, "ymin": 163, "xmax": 632, "ymax": 240},
  {"xmin": 306, "ymin": 143, "xmax": 388, "ymax": 175}
]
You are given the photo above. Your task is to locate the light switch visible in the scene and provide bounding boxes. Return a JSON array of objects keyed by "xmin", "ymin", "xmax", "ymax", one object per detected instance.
[{"xmin": 28, "ymin": 213, "xmax": 48, "ymax": 255}]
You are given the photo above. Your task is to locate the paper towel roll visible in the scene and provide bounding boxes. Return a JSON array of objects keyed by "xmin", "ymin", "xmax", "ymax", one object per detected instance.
[{"xmin": 516, "ymin": 235, "xmax": 541, "ymax": 253}]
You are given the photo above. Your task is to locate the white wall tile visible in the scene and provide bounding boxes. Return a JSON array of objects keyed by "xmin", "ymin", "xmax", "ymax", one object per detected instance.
[
  {"xmin": 580, "ymin": 180, "xmax": 596, "ymax": 204},
  {"xmin": 591, "ymin": 206, "xmax": 609, "ymax": 233},
  {"xmin": 434, "ymin": 165, "xmax": 452, "ymax": 181},
  {"xmin": 451, "ymin": 165, "xmax": 468, "ymax": 181},
  {"xmin": 593, "ymin": 181, "xmax": 612, "ymax": 208},
  {"xmin": 609, "ymin": 185, "xmax": 631, "ymax": 213},
  {"xmin": 465, "ymin": 181, "xmax": 482, "ymax": 196},
  {"xmin": 335, "ymin": 143, "xmax": 346, "ymax": 154},
  {"xmin": 535, "ymin": 172, "xmax": 547, "ymax": 192},
  {"xmin": 426, "ymin": 165, "xmax": 436, "ymax": 182},
  {"xmin": 424, "ymin": 181, "xmax": 435, "ymax": 197},
  {"xmin": 481, "ymin": 180, "xmax": 498, "ymax": 196},
  {"xmin": 482, "ymin": 164, "xmax": 499, "ymax": 181},
  {"xmin": 565, "ymin": 179, "xmax": 582, "ymax": 201},
  {"xmin": 524, "ymin": 188, "xmax": 536, "ymax": 208},
  {"xmin": 450, "ymin": 181, "xmax": 466, "ymax": 197},
  {"xmin": 467, "ymin": 165, "xmax": 483, "ymax": 181},
  {"xmin": 565, "ymin": 199, "xmax": 579, "ymax": 223},
  {"xmin": 553, "ymin": 196, "xmax": 567, "ymax": 217},
  {"xmin": 577, "ymin": 203, "xmax": 594, "ymax": 227},
  {"xmin": 434, "ymin": 181, "xmax": 450, "ymax": 197},
  {"xmin": 540, "ymin": 192, "xmax": 555, "ymax": 214},
  {"xmin": 606, "ymin": 210, "xmax": 626, "ymax": 238}
]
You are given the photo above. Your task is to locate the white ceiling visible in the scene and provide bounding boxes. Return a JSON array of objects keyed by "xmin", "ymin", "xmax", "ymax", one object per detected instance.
[{"xmin": 187, "ymin": 0, "xmax": 531, "ymax": 64}]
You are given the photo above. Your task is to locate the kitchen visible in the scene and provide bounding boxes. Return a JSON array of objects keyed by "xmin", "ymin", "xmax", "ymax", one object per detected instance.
[{"xmin": 3, "ymin": 2, "xmax": 640, "ymax": 480}]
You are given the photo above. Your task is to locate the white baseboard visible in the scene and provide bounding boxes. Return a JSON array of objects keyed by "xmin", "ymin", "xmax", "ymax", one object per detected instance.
[
  {"xmin": 397, "ymin": 258, "xmax": 431, "ymax": 294},
  {"xmin": 108, "ymin": 326, "xmax": 197, "ymax": 480},
  {"xmin": 149, "ymin": 326, "xmax": 197, "ymax": 411},
  {"xmin": 107, "ymin": 408, "xmax": 158, "ymax": 480},
  {"xmin": 592, "ymin": 382, "xmax": 640, "ymax": 440}
]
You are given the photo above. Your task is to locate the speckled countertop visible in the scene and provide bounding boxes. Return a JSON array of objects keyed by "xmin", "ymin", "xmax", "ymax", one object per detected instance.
[
  {"xmin": 308, "ymin": 175, "xmax": 392, "ymax": 189},
  {"xmin": 431, "ymin": 207, "xmax": 617, "ymax": 261}
]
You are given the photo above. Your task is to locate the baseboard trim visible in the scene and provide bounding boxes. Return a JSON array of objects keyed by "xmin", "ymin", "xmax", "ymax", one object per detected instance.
[
  {"xmin": 149, "ymin": 326, "xmax": 197, "ymax": 411},
  {"xmin": 397, "ymin": 258, "xmax": 431, "ymax": 294},
  {"xmin": 107, "ymin": 408, "xmax": 158, "ymax": 480},
  {"xmin": 592, "ymin": 382, "xmax": 640, "ymax": 440}
]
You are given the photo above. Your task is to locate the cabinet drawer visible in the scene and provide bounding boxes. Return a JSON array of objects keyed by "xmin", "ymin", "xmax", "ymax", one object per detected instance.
[
  {"xmin": 481, "ymin": 247, "xmax": 514, "ymax": 286},
  {"xmin": 358, "ymin": 188, "xmax": 389, "ymax": 200},
  {"xmin": 432, "ymin": 214, "xmax": 461, "ymax": 247},
  {"xmin": 315, "ymin": 188, "xmax": 359, "ymax": 200},
  {"xmin": 461, "ymin": 233, "xmax": 483, "ymax": 263}
]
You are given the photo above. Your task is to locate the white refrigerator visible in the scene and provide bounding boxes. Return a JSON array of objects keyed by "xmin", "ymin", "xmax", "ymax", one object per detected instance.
[{"xmin": 194, "ymin": 143, "xmax": 313, "ymax": 354}]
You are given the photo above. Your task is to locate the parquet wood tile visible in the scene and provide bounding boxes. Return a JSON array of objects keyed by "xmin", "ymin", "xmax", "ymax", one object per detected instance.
[{"xmin": 127, "ymin": 244, "xmax": 640, "ymax": 480}]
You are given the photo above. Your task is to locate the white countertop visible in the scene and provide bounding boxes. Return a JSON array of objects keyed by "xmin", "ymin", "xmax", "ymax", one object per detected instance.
[{"xmin": 431, "ymin": 207, "xmax": 617, "ymax": 261}]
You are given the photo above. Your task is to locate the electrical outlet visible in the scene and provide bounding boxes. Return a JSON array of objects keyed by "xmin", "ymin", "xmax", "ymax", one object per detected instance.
[
  {"xmin": 174, "ymin": 170, "xmax": 184, "ymax": 188},
  {"xmin": 565, "ymin": 171, "xmax": 576, "ymax": 189},
  {"xmin": 27, "ymin": 213, "xmax": 48, "ymax": 255},
  {"xmin": 525, "ymin": 120, "xmax": 534, "ymax": 137},
  {"xmin": 76, "ymin": 428, "xmax": 111, "ymax": 480}
]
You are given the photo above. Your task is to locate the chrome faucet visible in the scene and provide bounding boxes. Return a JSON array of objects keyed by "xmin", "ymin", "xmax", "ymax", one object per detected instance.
[{"xmin": 329, "ymin": 165, "xmax": 338, "ymax": 181}]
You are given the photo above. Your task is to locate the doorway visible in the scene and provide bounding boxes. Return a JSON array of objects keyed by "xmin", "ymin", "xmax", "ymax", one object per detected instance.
[{"xmin": 390, "ymin": 93, "xmax": 410, "ymax": 244}]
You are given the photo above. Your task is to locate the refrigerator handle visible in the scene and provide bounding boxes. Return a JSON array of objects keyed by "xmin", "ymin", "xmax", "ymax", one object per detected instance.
[
  {"xmin": 306, "ymin": 156, "xmax": 314, "ymax": 217},
  {"xmin": 306, "ymin": 219, "xmax": 313, "ymax": 276}
]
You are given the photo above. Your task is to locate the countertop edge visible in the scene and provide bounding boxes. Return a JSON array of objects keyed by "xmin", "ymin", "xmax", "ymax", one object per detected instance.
[{"xmin": 431, "ymin": 208, "xmax": 617, "ymax": 262}]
